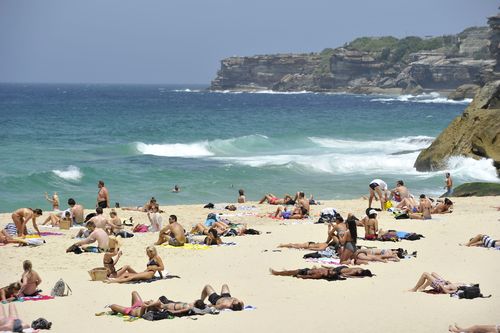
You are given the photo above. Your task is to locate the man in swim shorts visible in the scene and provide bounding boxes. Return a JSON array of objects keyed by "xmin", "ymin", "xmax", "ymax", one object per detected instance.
[
  {"xmin": 199, "ymin": 284, "xmax": 244, "ymax": 311},
  {"xmin": 155, "ymin": 215, "xmax": 186, "ymax": 246},
  {"xmin": 96, "ymin": 180, "xmax": 109, "ymax": 209},
  {"xmin": 368, "ymin": 179, "xmax": 388, "ymax": 210}
]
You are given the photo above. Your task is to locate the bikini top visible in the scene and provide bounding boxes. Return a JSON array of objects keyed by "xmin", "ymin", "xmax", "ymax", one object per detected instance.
[{"xmin": 147, "ymin": 258, "xmax": 159, "ymax": 267}]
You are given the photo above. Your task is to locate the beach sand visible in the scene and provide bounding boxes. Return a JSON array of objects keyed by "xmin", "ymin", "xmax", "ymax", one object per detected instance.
[{"xmin": 1, "ymin": 196, "xmax": 499, "ymax": 332}]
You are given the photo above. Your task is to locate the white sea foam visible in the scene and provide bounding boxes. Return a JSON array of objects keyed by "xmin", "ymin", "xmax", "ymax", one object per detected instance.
[
  {"xmin": 136, "ymin": 142, "xmax": 213, "ymax": 158},
  {"xmin": 172, "ymin": 88, "xmax": 201, "ymax": 93},
  {"xmin": 370, "ymin": 92, "xmax": 472, "ymax": 105},
  {"xmin": 445, "ymin": 156, "xmax": 499, "ymax": 182},
  {"xmin": 52, "ymin": 166, "xmax": 83, "ymax": 181}
]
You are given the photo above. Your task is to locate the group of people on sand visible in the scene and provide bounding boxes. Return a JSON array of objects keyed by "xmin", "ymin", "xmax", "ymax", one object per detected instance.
[
  {"xmin": 1, "ymin": 260, "xmax": 42, "ymax": 302},
  {"xmin": 259, "ymin": 191, "xmax": 311, "ymax": 220}
]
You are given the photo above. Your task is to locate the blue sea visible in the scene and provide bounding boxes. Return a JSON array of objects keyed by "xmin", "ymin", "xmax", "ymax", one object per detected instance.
[{"xmin": 0, "ymin": 83, "xmax": 498, "ymax": 213}]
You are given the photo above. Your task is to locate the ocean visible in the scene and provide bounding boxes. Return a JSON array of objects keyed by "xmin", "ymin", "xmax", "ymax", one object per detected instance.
[{"xmin": 0, "ymin": 83, "xmax": 498, "ymax": 213}]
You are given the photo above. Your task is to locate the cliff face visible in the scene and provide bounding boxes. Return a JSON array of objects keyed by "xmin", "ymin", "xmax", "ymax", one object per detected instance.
[
  {"xmin": 414, "ymin": 14, "xmax": 500, "ymax": 175},
  {"xmin": 210, "ymin": 27, "xmax": 493, "ymax": 94}
]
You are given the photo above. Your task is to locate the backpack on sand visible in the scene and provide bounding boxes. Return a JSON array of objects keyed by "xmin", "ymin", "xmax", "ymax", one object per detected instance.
[
  {"xmin": 455, "ymin": 284, "xmax": 491, "ymax": 300},
  {"xmin": 51, "ymin": 279, "xmax": 72, "ymax": 297}
]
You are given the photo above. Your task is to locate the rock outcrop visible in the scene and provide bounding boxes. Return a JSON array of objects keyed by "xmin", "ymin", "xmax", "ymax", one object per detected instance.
[
  {"xmin": 450, "ymin": 182, "xmax": 500, "ymax": 197},
  {"xmin": 210, "ymin": 27, "xmax": 494, "ymax": 95},
  {"xmin": 414, "ymin": 14, "xmax": 500, "ymax": 175}
]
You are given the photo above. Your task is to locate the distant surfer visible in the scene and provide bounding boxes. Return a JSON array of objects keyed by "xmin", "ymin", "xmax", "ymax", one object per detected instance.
[{"xmin": 172, "ymin": 184, "xmax": 180, "ymax": 193}]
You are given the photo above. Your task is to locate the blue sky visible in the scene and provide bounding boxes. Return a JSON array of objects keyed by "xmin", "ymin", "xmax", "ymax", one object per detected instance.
[{"xmin": 0, "ymin": 0, "xmax": 497, "ymax": 84}]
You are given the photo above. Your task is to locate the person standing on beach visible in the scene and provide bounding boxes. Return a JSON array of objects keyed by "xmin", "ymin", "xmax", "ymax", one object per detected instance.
[
  {"xmin": 44, "ymin": 192, "xmax": 59, "ymax": 211},
  {"xmin": 11, "ymin": 208, "xmax": 42, "ymax": 237},
  {"xmin": 443, "ymin": 172, "xmax": 453, "ymax": 196},
  {"xmin": 97, "ymin": 180, "xmax": 109, "ymax": 209},
  {"xmin": 368, "ymin": 179, "xmax": 388, "ymax": 210}
]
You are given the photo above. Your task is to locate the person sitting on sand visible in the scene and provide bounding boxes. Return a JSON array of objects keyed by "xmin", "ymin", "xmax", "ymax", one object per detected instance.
[
  {"xmin": 390, "ymin": 180, "xmax": 417, "ymax": 207},
  {"xmin": 368, "ymin": 179, "xmax": 388, "ymax": 211},
  {"xmin": 364, "ymin": 209, "xmax": 379, "ymax": 240},
  {"xmin": 0, "ymin": 303, "xmax": 32, "ymax": 332},
  {"xmin": 68, "ymin": 198, "xmax": 85, "ymax": 224},
  {"xmin": 461, "ymin": 234, "xmax": 499, "ymax": 248},
  {"xmin": 198, "ymin": 284, "xmax": 244, "ymax": 311},
  {"xmin": 237, "ymin": 189, "xmax": 246, "ymax": 203},
  {"xmin": 11, "ymin": 208, "xmax": 43, "ymax": 237},
  {"xmin": 408, "ymin": 194, "xmax": 432, "ymax": 220},
  {"xmin": 18, "ymin": 260, "xmax": 42, "ymax": 297},
  {"xmin": 432, "ymin": 198, "xmax": 453, "ymax": 214},
  {"xmin": 409, "ymin": 272, "xmax": 463, "ymax": 293},
  {"xmin": 258, "ymin": 193, "xmax": 294, "ymax": 205},
  {"xmin": 270, "ymin": 266, "xmax": 373, "ymax": 280},
  {"xmin": 0, "ymin": 283, "xmax": 21, "ymax": 303},
  {"xmin": 122, "ymin": 197, "xmax": 158, "ymax": 212},
  {"xmin": 67, "ymin": 221, "xmax": 109, "ymax": 253},
  {"xmin": 272, "ymin": 205, "xmax": 307, "ymax": 220},
  {"xmin": 155, "ymin": 215, "xmax": 186, "ymax": 246},
  {"xmin": 204, "ymin": 228, "xmax": 222, "ymax": 245},
  {"xmin": 339, "ymin": 216, "xmax": 358, "ymax": 264},
  {"xmin": 45, "ymin": 191, "xmax": 59, "ymax": 211},
  {"xmin": 449, "ymin": 323, "xmax": 500, "ymax": 333},
  {"xmin": 294, "ymin": 191, "xmax": 310, "ymax": 215},
  {"xmin": 42, "ymin": 210, "xmax": 72, "ymax": 227},
  {"xmin": 147, "ymin": 205, "xmax": 162, "ymax": 232},
  {"xmin": 104, "ymin": 246, "xmax": 164, "ymax": 283},
  {"xmin": 103, "ymin": 236, "xmax": 124, "ymax": 278},
  {"xmin": 105, "ymin": 210, "xmax": 123, "ymax": 235},
  {"xmin": 87, "ymin": 207, "xmax": 108, "ymax": 229}
]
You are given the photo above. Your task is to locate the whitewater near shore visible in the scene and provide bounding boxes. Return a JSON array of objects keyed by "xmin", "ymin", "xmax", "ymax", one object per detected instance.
[{"xmin": 1, "ymin": 196, "xmax": 499, "ymax": 333}]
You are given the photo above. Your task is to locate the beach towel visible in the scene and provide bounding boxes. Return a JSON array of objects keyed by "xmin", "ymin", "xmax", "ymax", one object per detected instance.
[
  {"xmin": 125, "ymin": 275, "xmax": 181, "ymax": 284},
  {"xmin": 12, "ymin": 295, "xmax": 55, "ymax": 302},
  {"xmin": 161, "ymin": 243, "xmax": 210, "ymax": 250},
  {"xmin": 305, "ymin": 257, "xmax": 341, "ymax": 265},
  {"xmin": 39, "ymin": 231, "xmax": 63, "ymax": 236}
]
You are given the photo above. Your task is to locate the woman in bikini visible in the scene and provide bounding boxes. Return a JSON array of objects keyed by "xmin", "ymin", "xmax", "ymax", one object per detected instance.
[
  {"xmin": 102, "ymin": 236, "xmax": 133, "ymax": 278},
  {"xmin": 104, "ymin": 246, "xmax": 164, "ymax": 283},
  {"xmin": 0, "ymin": 283, "xmax": 21, "ymax": 303},
  {"xmin": 0, "ymin": 303, "xmax": 31, "ymax": 333},
  {"xmin": 270, "ymin": 266, "xmax": 373, "ymax": 280},
  {"xmin": 18, "ymin": 260, "xmax": 42, "ymax": 297},
  {"xmin": 11, "ymin": 208, "xmax": 43, "ymax": 237},
  {"xmin": 44, "ymin": 192, "xmax": 59, "ymax": 211},
  {"xmin": 409, "ymin": 272, "xmax": 462, "ymax": 293},
  {"xmin": 339, "ymin": 217, "xmax": 357, "ymax": 264}
]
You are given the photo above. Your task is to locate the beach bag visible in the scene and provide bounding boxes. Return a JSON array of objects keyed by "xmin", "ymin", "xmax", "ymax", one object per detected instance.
[
  {"xmin": 31, "ymin": 318, "xmax": 52, "ymax": 330},
  {"xmin": 142, "ymin": 310, "xmax": 172, "ymax": 321},
  {"xmin": 384, "ymin": 200, "xmax": 393, "ymax": 210},
  {"xmin": 394, "ymin": 212, "xmax": 409, "ymax": 220},
  {"xmin": 51, "ymin": 279, "xmax": 72, "ymax": 297},
  {"xmin": 203, "ymin": 203, "xmax": 214, "ymax": 209},
  {"xmin": 404, "ymin": 233, "xmax": 424, "ymax": 241},
  {"xmin": 456, "ymin": 284, "xmax": 491, "ymax": 299}
]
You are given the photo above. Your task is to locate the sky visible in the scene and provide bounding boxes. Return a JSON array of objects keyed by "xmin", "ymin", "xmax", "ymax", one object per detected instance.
[{"xmin": 0, "ymin": 0, "xmax": 497, "ymax": 84}]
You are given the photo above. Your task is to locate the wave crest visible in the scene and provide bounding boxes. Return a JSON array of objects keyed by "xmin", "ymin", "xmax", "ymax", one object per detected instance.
[
  {"xmin": 371, "ymin": 92, "xmax": 472, "ymax": 105},
  {"xmin": 52, "ymin": 166, "xmax": 83, "ymax": 181},
  {"xmin": 136, "ymin": 142, "xmax": 213, "ymax": 158}
]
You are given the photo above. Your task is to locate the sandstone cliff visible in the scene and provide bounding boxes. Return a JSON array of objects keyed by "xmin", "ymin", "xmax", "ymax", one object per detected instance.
[
  {"xmin": 414, "ymin": 14, "xmax": 500, "ymax": 175},
  {"xmin": 210, "ymin": 27, "xmax": 493, "ymax": 95}
]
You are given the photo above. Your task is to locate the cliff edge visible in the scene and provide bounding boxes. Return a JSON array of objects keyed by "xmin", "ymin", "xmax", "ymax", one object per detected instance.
[{"xmin": 414, "ymin": 14, "xmax": 500, "ymax": 175}]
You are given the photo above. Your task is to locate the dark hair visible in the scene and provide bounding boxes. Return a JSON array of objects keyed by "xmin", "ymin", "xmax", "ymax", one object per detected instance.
[
  {"xmin": 98, "ymin": 180, "xmax": 104, "ymax": 186},
  {"xmin": 64, "ymin": 211, "xmax": 71, "ymax": 217},
  {"xmin": 86, "ymin": 221, "xmax": 96, "ymax": 228},
  {"xmin": 397, "ymin": 180, "xmax": 404, "ymax": 186},
  {"xmin": 32, "ymin": 208, "xmax": 42, "ymax": 215},
  {"xmin": 7, "ymin": 282, "xmax": 21, "ymax": 295},
  {"xmin": 208, "ymin": 227, "xmax": 218, "ymax": 238},
  {"xmin": 445, "ymin": 173, "xmax": 450, "ymax": 177},
  {"xmin": 357, "ymin": 269, "xmax": 373, "ymax": 277},
  {"xmin": 169, "ymin": 215, "xmax": 177, "ymax": 221},
  {"xmin": 347, "ymin": 218, "xmax": 357, "ymax": 244},
  {"xmin": 335, "ymin": 215, "xmax": 344, "ymax": 222},
  {"xmin": 368, "ymin": 213, "xmax": 377, "ymax": 219},
  {"xmin": 300, "ymin": 207, "xmax": 308, "ymax": 216},
  {"xmin": 96, "ymin": 207, "xmax": 103, "ymax": 214},
  {"xmin": 419, "ymin": 194, "xmax": 426, "ymax": 199},
  {"xmin": 298, "ymin": 191, "xmax": 305, "ymax": 198},
  {"xmin": 239, "ymin": 189, "xmax": 244, "ymax": 195},
  {"xmin": 444, "ymin": 198, "xmax": 453, "ymax": 205},
  {"xmin": 365, "ymin": 208, "xmax": 372, "ymax": 216},
  {"xmin": 110, "ymin": 211, "xmax": 117, "ymax": 216},
  {"xmin": 23, "ymin": 260, "xmax": 32, "ymax": 272},
  {"xmin": 68, "ymin": 198, "xmax": 76, "ymax": 206},
  {"xmin": 231, "ymin": 301, "xmax": 244, "ymax": 311}
]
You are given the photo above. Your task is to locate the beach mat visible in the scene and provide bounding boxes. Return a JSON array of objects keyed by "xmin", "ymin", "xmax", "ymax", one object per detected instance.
[
  {"xmin": 12, "ymin": 294, "xmax": 55, "ymax": 302},
  {"xmin": 305, "ymin": 257, "xmax": 341, "ymax": 265}
]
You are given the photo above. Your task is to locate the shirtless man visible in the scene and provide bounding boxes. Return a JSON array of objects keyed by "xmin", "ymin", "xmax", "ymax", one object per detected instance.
[
  {"xmin": 67, "ymin": 221, "xmax": 109, "ymax": 252},
  {"xmin": 432, "ymin": 198, "xmax": 453, "ymax": 214},
  {"xmin": 409, "ymin": 194, "xmax": 432, "ymax": 220},
  {"xmin": 68, "ymin": 198, "xmax": 84, "ymax": 224},
  {"xmin": 45, "ymin": 192, "xmax": 59, "ymax": 211},
  {"xmin": 88, "ymin": 207, "xmax": 108, "ymax": 229},
  {"xmin": 106, "ymin": 211, "xmax": 123, "ymax": 235},
  {"xmin": 96, "ymin": 180, "xmax": 109, "ymax": 209},
  {"xmin": 294, "ymin": 191, "xmax": 310, "ymax": 215},
  {"xmin": 199, "ymin": 284, "xmax": 244, "ymax": 311},
  {"xmin": 368, "ymin": 179, "xmax": 388, "ymax": 210},
  {"xmin": 11, "ymin": 208, "xmax": 42, "ymax": 237},
  {"xmin": 390, "ymin": 180, "xmax": 417, "ymax": 209},
  {"xmin": 155, "ymin": 215, "xmax": 186, "ymax": 246},
  {"xmin": 444, "ymin": 172, "xmax": 453, "ymax": 196},
  {"xmin": 364, "ymin": 210, "xmax": 379, "ymax": 240}
]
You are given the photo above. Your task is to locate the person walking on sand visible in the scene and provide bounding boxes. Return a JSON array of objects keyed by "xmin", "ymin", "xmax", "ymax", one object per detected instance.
[
  {"xmin": 44, "ymin": 192, "xmax": 59, "ymax": 211},
  {"xmin": 443, "ymin": 172, "xmax": 453, "ymax": 197},
  {"xmin": 97, "ymin": 180, "xmax": 109, "ymax": 209},
  {"xmin": 368, "ymin": 179, "xmax": 388, "ymax": 210}
]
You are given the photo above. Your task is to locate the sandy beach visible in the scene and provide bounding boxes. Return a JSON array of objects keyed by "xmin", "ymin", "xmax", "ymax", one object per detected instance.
[{"xmin": 1, "ymin": 196, "xmax": 499, "ymax": 333}]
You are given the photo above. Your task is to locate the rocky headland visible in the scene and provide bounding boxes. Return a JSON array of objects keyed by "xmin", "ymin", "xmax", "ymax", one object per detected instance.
[
  {"xmin": 210, "ymin": 27, "xmax": 493, "ymax": 96},
  {"xmin": 414, "ymin": 14, "xmax": 500, "ymax": 176}
]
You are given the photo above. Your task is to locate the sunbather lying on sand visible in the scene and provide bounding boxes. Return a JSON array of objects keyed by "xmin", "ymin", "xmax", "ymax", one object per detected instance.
[
  {"xmin": 270, "ymin": 266, "xmax": 373, "ymax": 280},
  {"xmin": 198, "ymin": 284, "xmax": 244, "ymax": 311},
  {"xmin": 409, "ymin": 272, "xmax": 463, "ymax": 293},
  {"xmin": 272, "ymin": 206, "xmax": 307, "ymax": 219},
  {"xmin": 0, "ymin": 283, "xmax": 21, "ymax": 303},
  {"xmin": 104, "ymin": 246, "xmax": 164, "ymax": 283},
  {"xmin": 0, "ymin": 303, "xmax": 34, "ymax": 332},
  {"xmin": 121, "ymin": 197, "xmax": 157, "ymax": 212},
  {"xmin": 432, "ymin": 198, "xmax": 453, "ymax": 214},
  {"xmin": 0, "ymin": 230, "xmax": 29, "ymax": 246},
  {"xmin": 278, "ymin": 240, "xmax": 337, "ymax": 251},
  {"xmin": 449, "ymin": 323, "xmax": 500, "ymax": 333},
  {"xmin": 258, "ymin": 193, "xmax": 294, "ymax": 205},
  {"xmin": 354, "ymin": 249, "xmax": 400, "ymax": 264},
  {"xmin": 461, "ymin": 234, "xmax": 499, "ymax": 248}
]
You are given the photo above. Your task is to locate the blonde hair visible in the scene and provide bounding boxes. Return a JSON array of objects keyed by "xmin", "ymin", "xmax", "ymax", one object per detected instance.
[{"xmin": 146, "ymin": 245, "xmax": 157, "ymax": 256}]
